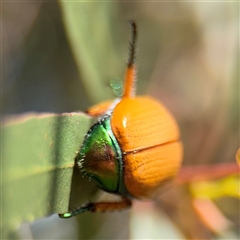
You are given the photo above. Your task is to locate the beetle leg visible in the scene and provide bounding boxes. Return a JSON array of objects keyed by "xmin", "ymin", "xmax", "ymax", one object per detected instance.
[
  {"xmin": 58, "ymin": 203, "xmax": 95, "ymax": 218},
  {"xmin": 59, "ymin": 197, "xmax": 132, "ymax": 218},
  {"xmin": 89, "ymin": 196, "xmax": 132, "ymax": 213},
  {"xmin": 122, "ymin": 21, "xmax": 137, "ymax": 99},
  {"xmin": 86, "ymin": 100, "xmax": 114, "ymax": 117}
]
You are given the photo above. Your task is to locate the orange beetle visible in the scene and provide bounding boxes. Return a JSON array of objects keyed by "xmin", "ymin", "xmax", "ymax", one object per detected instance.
[{"xmin": 59, "ymin": 21, "xmax": 183, "ymax": 218}]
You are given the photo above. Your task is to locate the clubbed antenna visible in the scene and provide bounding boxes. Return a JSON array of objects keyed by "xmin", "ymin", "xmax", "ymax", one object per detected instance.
[{"xmin": 123, "ymin": 20, "xmax": 137, "ymax": 98}]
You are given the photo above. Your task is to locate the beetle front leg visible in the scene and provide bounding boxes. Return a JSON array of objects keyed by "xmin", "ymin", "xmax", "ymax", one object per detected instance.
[
  {"xmin": 86, "ymin": 100, "xmax": 114, "ymax": 117},
  {"xmin": 59, "ymin": 197, "xmax": 132, "ymax": 218}
]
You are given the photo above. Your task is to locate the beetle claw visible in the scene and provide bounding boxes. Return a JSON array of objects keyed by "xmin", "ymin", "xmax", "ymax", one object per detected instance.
[{"xmin": 58, "ymin": 202, "xmax": 95, "ymax": 218}]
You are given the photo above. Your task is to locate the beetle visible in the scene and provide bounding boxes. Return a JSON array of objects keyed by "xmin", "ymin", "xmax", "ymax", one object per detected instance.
[{"xmin": 59, "ymin": 21, "xmax": 183, "ymax": 218}]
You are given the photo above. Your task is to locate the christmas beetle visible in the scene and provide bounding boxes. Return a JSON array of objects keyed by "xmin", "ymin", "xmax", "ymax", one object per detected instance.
[{"xmin": 59, "ymin": 21, "xmax": 183, "ymax": 218}]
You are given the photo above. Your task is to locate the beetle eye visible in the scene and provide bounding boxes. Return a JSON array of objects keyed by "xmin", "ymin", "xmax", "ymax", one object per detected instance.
[{"xmin": 78, "ymin": 118, "xmax": 121, "ymax": 193}]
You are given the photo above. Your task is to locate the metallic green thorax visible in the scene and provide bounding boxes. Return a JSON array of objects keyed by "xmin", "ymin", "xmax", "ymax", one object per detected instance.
[{"xmin": 77, "ymin": 117, "xmax": 124, "ymax": 194}]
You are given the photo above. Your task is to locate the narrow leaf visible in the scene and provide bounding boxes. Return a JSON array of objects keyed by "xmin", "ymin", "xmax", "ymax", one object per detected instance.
[
  {"xmin": 59, "ymin": 1, "xmax": 123, "ymax": 103},
  {"xmin": 1, "ymin": 112, "xmax": 94, "ymax": 235}
]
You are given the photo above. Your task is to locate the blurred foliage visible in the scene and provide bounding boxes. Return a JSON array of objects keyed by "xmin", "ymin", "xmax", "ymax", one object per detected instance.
[
  {"xmin": 2, "ymin": 1, "xmax": 239, "ymax": 240},
  {"xmin": 190, "ymin": 175, "xmax": 240, "ymax": 199}
]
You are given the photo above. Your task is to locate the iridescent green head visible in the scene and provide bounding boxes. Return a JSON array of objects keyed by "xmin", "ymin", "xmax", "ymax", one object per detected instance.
[{"xmin": 78, "ymin": 117, "xmax": 123, "ymax": 193}]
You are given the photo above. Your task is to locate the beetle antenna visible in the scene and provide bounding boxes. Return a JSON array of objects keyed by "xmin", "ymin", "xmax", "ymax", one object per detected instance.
[
  {"xmin": 128, "ymin": 20, "xmax": 137, "ymax": 68},
  {"xmin": 123, "ymin": 20, "xmax": 137, "ymax": 98}
]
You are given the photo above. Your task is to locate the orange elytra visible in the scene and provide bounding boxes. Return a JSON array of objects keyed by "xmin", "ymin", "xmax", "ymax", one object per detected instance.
[{"xmin": 59, "ymin": 21, "xmax": 183, "ymax": 218}]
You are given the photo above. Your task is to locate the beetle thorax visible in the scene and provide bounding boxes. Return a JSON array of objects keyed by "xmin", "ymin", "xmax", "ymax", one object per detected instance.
[{"xmin": 77, "ymin": 117, "xmax": 126, "ymax": 195}]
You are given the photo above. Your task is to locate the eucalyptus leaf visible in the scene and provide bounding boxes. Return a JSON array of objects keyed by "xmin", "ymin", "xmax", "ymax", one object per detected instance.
[
  {"xmin": 59, "ymin": 1, "xmax": 124, "ymax": 103},
  {"xmin": 1, "ymin": 112, "xmax": 96, "ymax": 236}
]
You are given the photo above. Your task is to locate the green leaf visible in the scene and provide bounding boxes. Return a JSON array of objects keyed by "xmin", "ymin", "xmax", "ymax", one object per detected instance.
[
  {"xmin": 1, "ymin": 112, "xmax": 97, "ymax": 236},
  {"xmin": 59, "ymin": 1, "xmax": 124, "ymax": 103}
]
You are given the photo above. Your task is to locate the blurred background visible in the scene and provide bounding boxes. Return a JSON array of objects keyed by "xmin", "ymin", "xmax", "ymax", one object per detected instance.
[{"xmin": 2, "ymin": 1, "xmax": 239, "ymax": 239}]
